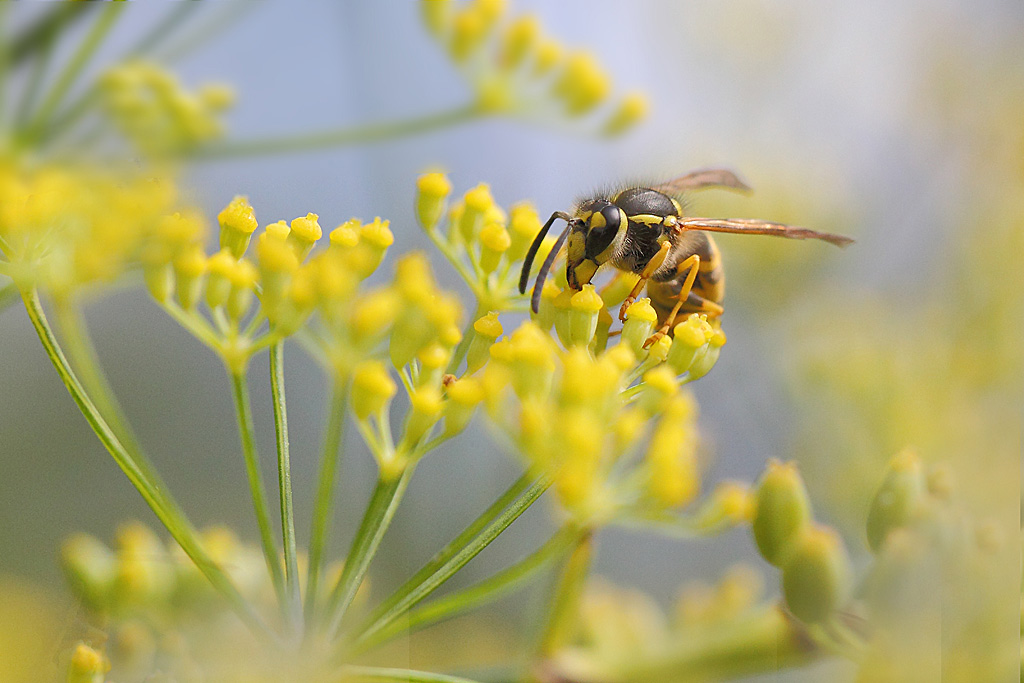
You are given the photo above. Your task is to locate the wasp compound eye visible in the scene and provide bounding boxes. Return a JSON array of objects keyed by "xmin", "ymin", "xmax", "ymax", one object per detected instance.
[{"xmin": 585, "ymin": 205, "xmax": 620, "ymax": 260}]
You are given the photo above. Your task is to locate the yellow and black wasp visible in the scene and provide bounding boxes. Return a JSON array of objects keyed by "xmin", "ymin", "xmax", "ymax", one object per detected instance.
[{"xmin": 518, "ymin": 168, "xmax": 853, "ymax": 346}]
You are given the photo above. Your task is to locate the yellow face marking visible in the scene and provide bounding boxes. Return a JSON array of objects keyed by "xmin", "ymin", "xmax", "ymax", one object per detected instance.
[
  {"xmin": 573, "ymin": 259, "xmax": 598, "ymax": 286},
  {"xmin": 593, "ymin": 207, "xmax": 629, "ymax": 263},
  {"xmin": 589, "ymin": 211, "xmax": 606, "ymax": 229},
  {"xmin": 566, "ymin": 230, "xmax": 586, "ymax": 264}
]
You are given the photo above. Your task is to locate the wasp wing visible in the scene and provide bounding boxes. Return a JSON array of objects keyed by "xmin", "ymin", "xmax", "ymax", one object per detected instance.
[
  {"xmin": 676, "ymin": 217, "xmax": 854, "ymax": 247},
  {"xmin": 652, "ymin": 168, "xmax": 752, "ymax": 195}
]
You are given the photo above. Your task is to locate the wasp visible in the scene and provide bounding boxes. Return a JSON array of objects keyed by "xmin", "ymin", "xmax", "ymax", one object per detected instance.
[{"xmin": 518, "ymin": 168, "xmax": 853, "ymax": 347}]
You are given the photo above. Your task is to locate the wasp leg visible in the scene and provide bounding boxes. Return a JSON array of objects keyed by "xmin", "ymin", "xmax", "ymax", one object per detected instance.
[
  {"xmin": 642, "ymin": 254, "xmax": 700, "ymax": 349},
  {"xmin": 619, "ymin": 240, "xmax": 671, "ymax": 322}
]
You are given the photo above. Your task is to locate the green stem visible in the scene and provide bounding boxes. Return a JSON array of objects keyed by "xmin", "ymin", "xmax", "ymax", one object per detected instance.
[
  {"xmin": 29, "ymin": 3, "xmax": 124, "ymax": 142},
  {"xmin": 444, "ymin": 306, "xmax": 483, "ymax": 376},
  {"xmin": 352, "ymin": 524, "xmax": 576, "ymax": 655},
  {"xmin": 338, "ymin": 666, "xmax": 484, "ymax": 683},
  {"xmin": 229, "ymin": 368, "xmax": 287, "ymax": 611},
  {"xmin": 353, "ymin": 475, "xmax": 550, "ymax": 649},
  {"xmin": 193, "ymin": 104, "xmax": 482, "ymax": 160},
  {"xmin": 21, "ymin": 289, "xmax": 271, "ymax": 640},
  {"xmin": 537, "ymin": 529, "xmax": 594, "ymax": 657},
  {"xmin": 305, "ymin": 378, "xmax": 348, "ymax": 623},
  {"xmin": 269, "ymin": 341, "xmax": 300, "ymax": 627},
  {"xmin": 323, "ymin": 468, "xmax": 415, "ymax": 639}
]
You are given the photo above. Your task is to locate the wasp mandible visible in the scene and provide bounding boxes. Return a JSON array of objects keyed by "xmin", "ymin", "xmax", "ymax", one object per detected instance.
[{"xmin": 518, "ymin": 169, "xmax": 853, "ymax": 347}]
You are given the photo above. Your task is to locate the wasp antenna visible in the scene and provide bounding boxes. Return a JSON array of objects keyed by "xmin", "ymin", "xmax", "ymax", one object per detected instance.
[
  {"xmin": 518, "ymin": 211, "xmax": 573, "ymax": 294},
  {"xmin": 530, "ymin": 223, "xmax": 571, "ymax": 314}
]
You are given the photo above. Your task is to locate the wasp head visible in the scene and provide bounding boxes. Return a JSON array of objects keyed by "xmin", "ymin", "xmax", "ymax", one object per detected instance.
[{"xmin": 566, "ymin": 199, "xmax": 623, "ymax": 289}]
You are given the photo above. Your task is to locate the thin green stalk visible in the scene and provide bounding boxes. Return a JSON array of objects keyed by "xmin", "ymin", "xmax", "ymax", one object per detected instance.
[
  {"xmin": 536, "ymin": 529, "xmax": 594, "ymax": 657},
  {"xmin": 305, "ymin": 379, "xmax": 348, "ymax": 623},
  {"xmin": 229, "ymin": 368, "xmax": 287, "ymax": 610},
  {"xmin": 193, "ymin": 104, "xmax": 482, "ymax": 160},
  {"xmin": 21, "ymin": 289, "xmax": 271, "ymax": 640},
  {"xmin": 338, "ymin": 666, "xmax": 483, "ymax": 683},
  {"xmin": 352, "ymin": 525, "xmax": 576, "ymax": 655},
  {"xmin": 269, "ymin": 341, "xmax": 300, "ymax": 627},
  {"xmin": 30, "ymin": 3, "xmax": 125, "ymax": 141},
  {"xmin": 354, "ymin": 475, "xmax": 550, "ymax": 647},
  {"xmin": 323, "ymin": 469, "xmax": 415, "ymax": 639}
]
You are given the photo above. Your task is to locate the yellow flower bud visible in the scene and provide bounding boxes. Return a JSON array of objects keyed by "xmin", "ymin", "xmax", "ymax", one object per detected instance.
[
  {"xmin": 533, "ymin": 280, "xmax": 561, "ymax": 332},
  {"xmin": 217, "ymin": 195, "xmax": 258, "ymax": 258},
  {"xmin": 62, "ymin": 533, "xmax": 117, "ymax": 610},
  {"xmin": 329, "ymin": 219, "xmax": 361, "ymax": 251},
  {"xmin": 646, "ymin": 333, "xmax": 672, "ymax": 364},
  {"xmin": 288, "ymin": 212, "xmax": 322, "ymax": 258},
  {"xmin": 667, "ymin": 314, "xmax": 713, "ymax": 374},
  {"xmin": 508, "ymin": 322, "xmax": 555, "ymax": 400},
  {"xmin": 621, "ymin": 298, "xmax": 657, "ymax": 356},
  {"xmin": 751, "ymin": 460, "xmax": 813, "ymax": 567},
  {"xmin": 603, "ymin": 91, "xmax": 649, "ymax": 137},
  {"xmin": 350, "ymin": 217, "xmax": 394, "ymax": 278},
  {"xmin": 534, "ymin": 38, "xmax": 563, "ymax": 75},
  {"xmin": 558, "ymin": 284, "xmax": 602, "ymax": 347},
  {"xmin": 599, "ymin": 270, "xmax": 640, "ymax": 309},
  {"xmin": 172, "ymin": 244, "xmax": 206, "ymax": 310},
  {"xmin": 449, "ymin": 5, "xmax": 487, "ymax": 62},
  {"xmin": 507, "ymin": 202, "xmax": 541, "ymax": 263},
  {"xmin": 781, "ymin": 525, "xmax": 852, "ymax": 624},
  {"xmin": 404, "ymin": 386, "xmax": 444, "ymax": 446},
  {"xmin": 416, "ymin": 172, "xmax": 452, "ymax": 230},
  {"xmin": 225, "ymin": 258, "xmax": 258, "ymax": 322},
  {"xmin": 467, "ymin": 311, "xmax": 503, "ymax": 374},
  {"xmin": 866, "ymin": 448, "xmax": 927, "ymax": 552},
  {"xmin": 205, "ymin": 248, "xmax": 235, "ymax": 309},
  {"xmin": 613, "ymin": 406, "xmax": 648, "ymax": 452},
  {"xmin": 444, "ymin": 376, "xmax": 484, "ymax": 436},
  {"xmin": 458, "ymin": 183, "xmax": 494, "ymax": 243},
  {"xmin": 686, "ymin": 327, "xmax": 726, "ymax": 380},
  {"xmin": 553, "ymin": 50, "xmax": 611, "ymax": 116},
  {"xmin": 478, "ymin": 221, "xmax": 511, "ymax": 274},
  {"xmin": 351, "ymin": 361, "xmax": 397, "ymax": 420},
  {"xmin": 638, "ymin": 365, "xmax": 679, "ymax": 414},
  {"xmin": 711, "ymin": 481, "xmax": 756, "ymax": 525},
  {"xmin": 501, "ymin": 14, "xmax": 540, "ymax": 68},
  {"xmin": 68, "ymin": 642, "xmax": 110, "ymax": 683},
  {"xmin": 646, "ymin": 406, "xmax": 699, "ymax": 508},
  {"xmin": 198, "ymin": 82, "xmax": 236, "ymax": 110},
  {"xmin": 350, "ymin": 288, "xmax": 401, "ymax": 345},
  {"xmin": 416, "ymin": 343, "xmax": 452, "ymax": 389}
]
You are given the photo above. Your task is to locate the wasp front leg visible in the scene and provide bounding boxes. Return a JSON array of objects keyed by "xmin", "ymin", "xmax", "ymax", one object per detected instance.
[
  {"xmin": 642, "ymin": 254, "xmax": 702, "ymax": 349},
  {"xmin": 619, "ymin": 240, "xmax": 671, "ymax": 322}
]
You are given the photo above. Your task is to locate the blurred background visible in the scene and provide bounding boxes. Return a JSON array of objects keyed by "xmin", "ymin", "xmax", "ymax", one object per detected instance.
[{"xmin": 0, "ymin": 1, "xmax": 1020, "ymax": 679}]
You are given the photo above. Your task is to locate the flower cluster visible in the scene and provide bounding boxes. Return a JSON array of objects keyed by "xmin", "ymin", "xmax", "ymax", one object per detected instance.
[
  {"xmin": 420, "ymin": 0, "xmax": 647, "ymax": 135},
  {"xmin": 0, "ymin": 162, "xmax": 183, "ymax": 298},
  {"xmin": 414, "ymin": 172, "xmax": 734, "ymax": 525},
  {"xmin": 100, "ymin": 61, "xmax": 235, "ymax": 156}
]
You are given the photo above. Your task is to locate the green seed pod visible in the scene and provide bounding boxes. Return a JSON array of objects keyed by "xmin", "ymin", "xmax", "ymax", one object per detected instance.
[
  {"xmin": 866, "ymin": 448, "xmax": 927, "ymax": 552},
  {"xmin": 751, "ymin": 460, "xmax": 812, "ymax": 567},
  {"xmin": 781, "ymin": 525, "xmax": 853, "ymax": 624}
]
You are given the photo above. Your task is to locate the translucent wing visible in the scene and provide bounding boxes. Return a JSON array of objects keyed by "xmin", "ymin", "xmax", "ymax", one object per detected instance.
[
  {"xmin": 675, "ymin": 217, "xmax": 854, "ymax": 247},
  {"xmin": 652, "ymin": 168, "xmax": 752, "ymax": 195}
]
